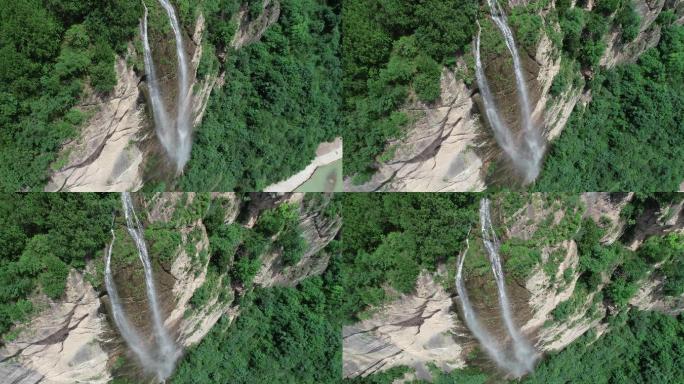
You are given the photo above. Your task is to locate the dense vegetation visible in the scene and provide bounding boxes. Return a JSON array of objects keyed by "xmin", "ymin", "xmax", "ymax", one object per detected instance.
[
  {"xmin": 178, "ymin": 0, "xmax": 341, "ymax": 191},
  {"xmin": 523, "ymin": 310, "xmax": 684, "ymax": 383},
  {"xmin": 536, "ymin": 22, "xmax": 684, "ymax": 191},
  {"xmin": 0, "ymin": 194, "xmax": 116, "ymax": 340},
  {"xmin": 340, "ymin": 193, "xmax": 479, "ymax": 321},
  {"xmin": 172, "ymin": 259, "xmax": 342, "ymax": 383},
  {"xmin": 342, "ymin": 0, "xmax": 478, "ymax": 183},
  {"xmin": 0, "ymin": 0, "xmax": 142, "ymax": 190},
  {"xmin": 347, "ymin": 193, "xmax": 684, "ymax": 384}
]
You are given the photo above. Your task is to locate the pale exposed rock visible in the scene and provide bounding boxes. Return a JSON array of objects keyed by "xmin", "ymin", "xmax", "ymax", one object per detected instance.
[
  {"xmin": 231, "ymin": 0, "xmax": 281, "ymax": 49},
  {"xmin": 46, "ymin": 55, "xmax": 145, "ymax": 192},
  {"xmin": 264, "ymin": 138, "xmax": 343, "ymax": 192},
  {"xmin": 345, "ymin": 69, "xmax": 488, "ymax": 192},
  {"xmin": 0, "ymin": 271, "xmax": 111, "ymax": 384},
  {"xmin": 628, "ymin": 198, "xmax": 684, "ymax": 250},
  {"xmin": 599, "ymin": 0, "xmax": 672, "ymax": 68},
  {"xmin": 581, "ymin": 192, "xmax": 634, "ymax": 243},
  {"xmin": 254, "ymin": 194, "xmax": 341, "ymax": 286},
  {"xmin": 629, "ymin": 277, "xmax": 684, "ymax": 315},
  {"xmin": 343, "ymin": 273, "xmax": 466, "ymax": 380},
  {"xmin": 0, "ymin": 363, "xmax": 44, "ymax": 384},
  {"xmin": 522, "ymin": 240, "xmax": 579, "ymax": 335}
]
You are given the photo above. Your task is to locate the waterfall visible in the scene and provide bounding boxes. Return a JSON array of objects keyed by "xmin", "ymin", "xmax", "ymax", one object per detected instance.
[
  {"xmin": 140, "ymin": 0, "xmax": 192, "ymax": 173},
  {"xmin": 103, "ymin": 193, "xmax": 179, "ymax": 381},
  {"xmin": 104, "ymin": 229, "xmax": 157, "ymax": 369},
  {"xmin": 121, "ymin": 192, "xmax": 178, "ymax": 368},
  {"xmin": 454, "ymin": 198, "xmax": 537, "ymax": 376},
  {"xmin": 456, "ymin": 239, "xmax": 526, "ymax": 376},
  {"xmin": 479, "ymin": 198, "xmax": 537, "ymax": 372},
  {"xmin": 474, "ymin": 0, "xmax": 545, "ymax": 184}
]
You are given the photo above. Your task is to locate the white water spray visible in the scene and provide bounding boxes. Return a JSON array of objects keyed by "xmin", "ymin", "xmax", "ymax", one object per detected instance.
[
  {"xmin": 456, "ymin": 239, "xmax": 527, "ymax": 376},
  {"xmin": 140, "ymin": 0, "xmax": 193, "ymax": 173},
  {"xmin": 104, "ymin": 230, "xmax": 157, "ymax": 368},
  {"xmin": 474, "ymin": 0, "xmax": 545, "ymax": 183},
  {"xmin": 454, "ymin": 198, "xmax": 537, "ymax": 376},
  {"xmin": 479, "ymin": 198, "xmax": 537, "ymax": 372},
  {"xmin": 104, "ymin": 193, "xmax": 179, "ymax": 381},
  {"xmin": 121, "ymin": 193, "xmax": 178, "ymax": 365}
]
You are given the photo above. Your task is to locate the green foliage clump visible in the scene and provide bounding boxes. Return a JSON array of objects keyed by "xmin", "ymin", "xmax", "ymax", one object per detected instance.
[
  {"xmin": 509, "ymin": 5, "xmax": 544, "ymax": 52},
  {"xmin": 536, "ymin": 24, "xmax": 684, "ymax": 191},
  {"xmin": 340, "ymin": 193, "xmax": 478, "ymax": 321},
  {"xmin": 189, "ymin": 267, "xmax": 221, "ymax": 309},
  {"xmin": 230, "ymin": 231, "xmax": 268, "ymax": 286},
  {"xmin": 649, "ymin": 233, "xmax": 684, "ymax": 296},
  {"xmin": 524, "ymin": 310, "xmax": 684, "ymax": 384},
  {"xmin": 0, "ymin": 0, "xmax": 142, "ymax": 190},
  {"xmin": 575, "ymin": 219, "xmax": 623, "ymax": 289},
  {"xmin": 209, "ymin": 223, "xmax": 244, "ymax": 271},
  {"xmin": 604, "ymin": 249, "xmax": 648, "ymax": 307},
  {"xmin": 552, "ymin": 281, "xmax": 589, "ymax": 321},
  {"xmin": 342, "ymin": 0, "xmax": 478, "ymax": 180},
  {"xmin": 145, "ymin": 224, "xmax": 182, "ymax": 263},
  {"xmin": 172, "ymin": 276, "xmax": 341, "ymax": 384},
  {"xmin": 556, "ymin": 6, "xmax": 608, "ymax": 69},
  {"xmin": 549, "ymin": 57, "xmax": 582, "ymax": 96},
  {"xmin": 179, "ymin": 0, "xmax": 341, "ymax": 191},
  {"xmin": 616, "ymin": 0, "xmax": 641, "ymax": 41},
  {"xmin": 0, "ymin": 194, "xmax": 117, "ymax": 338},
  {"xmin": 256, "ymin": 203, "xmax": 307, "ymax": 265},
  {"xmin": 501, "ymin": 239, "xmax": 541, "ymax": 280}
]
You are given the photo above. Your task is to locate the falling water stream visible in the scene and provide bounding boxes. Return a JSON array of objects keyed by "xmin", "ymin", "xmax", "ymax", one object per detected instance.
[
  {"xmin": 140, "ymin": 0, "xmax": 192, "ymax": 173},
  {"xmin": 474, "ymin": 0, "xmax": 545, "ymax": 183},
  {"xmin": 104, "ymin": 193, "xmax": 179, "ymax": 381},
  {"xmin": 455, "ymin": 198, "xmax": 537, "ymax": 377}
]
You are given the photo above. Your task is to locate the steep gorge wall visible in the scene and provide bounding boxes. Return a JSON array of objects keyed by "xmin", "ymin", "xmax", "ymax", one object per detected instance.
[
  {"xmin": 343, "ymin": 193, "xmax": 684, "ymax": 381},
  {"xmin": 45, "ymin": 1, "xmax": 281, "ymax": 192},
  {"xmin": 348, "ymin": 0, "xmax": 683, "ymax": 192},
  {"xmin": 0, "ymin": 192, "xmax": 340, "ymax": 383}
]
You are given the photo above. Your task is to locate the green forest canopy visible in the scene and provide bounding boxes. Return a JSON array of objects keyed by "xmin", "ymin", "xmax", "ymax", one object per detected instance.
[
  {"xmin": 0, "ymin": 0, "xmax": 141, "ymax": 190},
  {"xmin": 340, "ymin": 193, "xmax": 478, "ymax": 321},
  {"xmin": 177, "ymin": 0, "xmax": 341, "ymax": 191},
  {"xmin": 342, "ymin": 0, "xmax": 478, "ymax": 183},
  {"xmin": 0, "ymin": 193, "xmax": 117, "ymax": 338},
  {"xmin": 536, "ymin": 21, "xmax": 684, "ymax": 191}
]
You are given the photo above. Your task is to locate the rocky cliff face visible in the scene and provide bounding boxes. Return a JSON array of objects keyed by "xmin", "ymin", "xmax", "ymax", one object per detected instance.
[
  {"xmin": 45, "ymin": 2, "xmax": 281, "ymax": 192},
  {"xmin": 343, "ymin": 193, "xmax": 684, "ymax": 381},
  {"xmin": 343, "ymin": 272, "xmax": 467, "ymax": 381},
  {"xmin": 348, "ymin": 0, "xmax": 684, "ymax": 192},
  {"xmin": 0, "ymin": 192, "xmax": 340, "ymax": 383}
]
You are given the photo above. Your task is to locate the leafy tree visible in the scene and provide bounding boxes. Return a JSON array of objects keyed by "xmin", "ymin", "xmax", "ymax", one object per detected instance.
[
  {"xmin": 179, "ymin": 0, "xmax": 341, "ymax": 191},
  {"xmin": 340, "ymin": 193, "xmax": 478, "ymax": 321},
  {"xmin": 524, "ymin": 310, "xmax": 684, "ymax": 384},
  {"xmin": 536, "ymin": 24, "xmax": 684, "ymax": 191},
  {"xmin": 172, "ymin": 275, "xmax": 341, "ymax": 384},
  {"xmin": 0, "ymin": 0, "xmax": 141, "ymax": 189},
  {"xmin": 342, "ymin": 0, "xmax": 478, "ymax": 180}
]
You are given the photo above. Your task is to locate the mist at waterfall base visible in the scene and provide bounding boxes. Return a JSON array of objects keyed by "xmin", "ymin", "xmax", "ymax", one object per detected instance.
[
  {"xmin": 141, "ymin": 0, "xmax": 192, "ymax": 174},
  {"xmin": 455, "ymin": 198, "xmax": 538, "ymax": 377},
  {"xmin": 104, "ymin": 193, "xmax": 180, "ymax": 381},
  {"xmin": 474, "ymin": 0, "xmax": 545, "ymax": 184}
]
